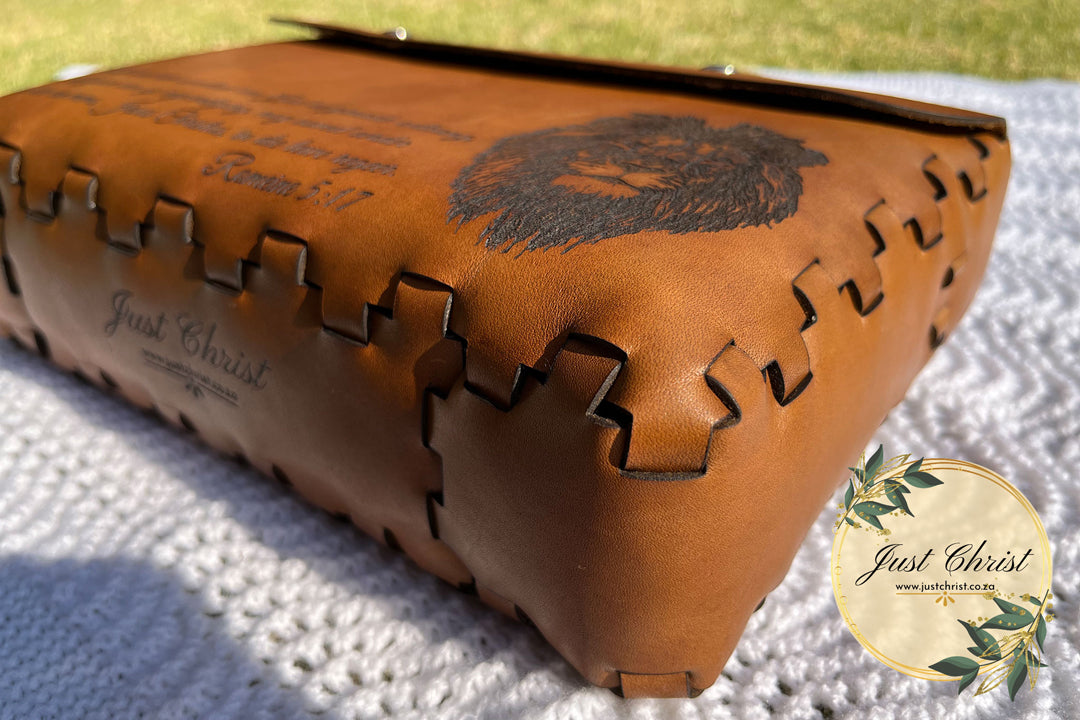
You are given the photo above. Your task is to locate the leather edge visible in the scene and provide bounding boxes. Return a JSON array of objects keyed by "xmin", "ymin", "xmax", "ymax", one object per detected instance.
[{"xmin": 273, "ymin": 17, "xmax": 1008, "ymax": 139}]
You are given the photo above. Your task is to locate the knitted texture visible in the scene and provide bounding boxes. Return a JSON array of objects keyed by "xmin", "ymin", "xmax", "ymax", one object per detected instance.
[{"xmin": 0, "ymin": 72, "xmax": 1076, "ymax": 720}]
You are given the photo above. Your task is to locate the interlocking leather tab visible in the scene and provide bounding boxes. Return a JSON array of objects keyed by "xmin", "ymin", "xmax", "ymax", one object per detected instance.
[{"xmin": 0, "ymin": 21, "xmax": 1009, "ymax": 697}]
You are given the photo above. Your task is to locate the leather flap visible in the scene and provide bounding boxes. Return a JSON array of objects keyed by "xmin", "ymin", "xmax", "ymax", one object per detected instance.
[{"xmin": 275, "ymin": 17, "xmax": 1007, "ymax": 138}]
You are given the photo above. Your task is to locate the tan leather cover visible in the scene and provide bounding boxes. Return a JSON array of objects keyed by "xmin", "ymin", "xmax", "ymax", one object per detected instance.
[{"xmin": 0, "ymin": 22, "xmax": 1009, "ymax": 697}]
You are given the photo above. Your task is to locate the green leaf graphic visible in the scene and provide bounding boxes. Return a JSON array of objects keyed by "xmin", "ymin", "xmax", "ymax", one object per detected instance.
[
  {"xmin": 960, "ymin": 620, "xmax": 1001, "ymax": 660},
  {"xmin": 993, "ymin": 598, "xmax": 1033, "ymax": 620},
  {"xmin": 1027, "ymin": 593, "xmax": 1043, "ymax": 606},
  {"xmin": 905, "ymin": 457, "xmax": 924, "ymax": 475},
  {"xmin": 906, "ymin": 471, "xmax": 943, "ymax": 488},
  {"xmin": 853, "ymin": 501, "xmax": 896, "ymax": 516},
  {"xmin": 1007, "ymin": 660, "xmax": 1028, "ymax": 701},
  {"xmin": 982, "ymin": 613, "xmax": 1033, "ymax": 630},
  {"xmin": 844, "ymin": 517, "xmax": 856, "ymax": 527},
  {"xmin": 930, "ymin": 656, "xmax": 980, "ymax": 676},
  {"xmin": 958, "ymin": 669, "xmax": 979, "ymax": 694},
  {"xmin": 866, "ymin": 445, "xmax": 884, "ymax": 479},
  {"xmin": 863, "ymin": 514, "xmax": 883, "ymax": 530},
  {"xmin": 885, "ymin": 485, "xmax": 913, "ymax": 515},
  {"xmin": 932, "ymin": 585, "xmax": 1052, "ymax": 699},
  {"xmin": 844, "ymin": 481, "xmax": 854, "ymax": 510}
]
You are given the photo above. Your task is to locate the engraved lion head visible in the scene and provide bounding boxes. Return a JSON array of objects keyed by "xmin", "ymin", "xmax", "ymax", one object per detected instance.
[{"xmin": 447, "ymin": 114, "xmax": 828, "ymax": 253}]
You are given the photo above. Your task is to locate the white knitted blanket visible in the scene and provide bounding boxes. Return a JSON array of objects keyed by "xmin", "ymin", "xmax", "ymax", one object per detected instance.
[{"xmin": 0, "ymin": 72, "xmax": 1076, "ymax": 720}]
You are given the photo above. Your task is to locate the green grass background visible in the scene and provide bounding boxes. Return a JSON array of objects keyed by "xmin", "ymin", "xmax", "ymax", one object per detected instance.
[{"xmin": 3, "ymin": 0, "xmax": 1078, "ymax": 95}]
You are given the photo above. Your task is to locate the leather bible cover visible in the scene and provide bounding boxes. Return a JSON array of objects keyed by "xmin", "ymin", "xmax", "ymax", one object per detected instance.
[{"xmin": 0, "ymin": 20, "xmax": 1010, "ymax": 697}]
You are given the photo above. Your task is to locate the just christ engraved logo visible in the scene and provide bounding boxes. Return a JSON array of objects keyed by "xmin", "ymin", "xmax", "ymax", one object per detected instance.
[
  {"xmin": 103, "ymin": 289, "xmax": 271, "ymax": 405},
  {"xmin": 447, "ymin": 114, "xmax": 828, "ymax": 254}
]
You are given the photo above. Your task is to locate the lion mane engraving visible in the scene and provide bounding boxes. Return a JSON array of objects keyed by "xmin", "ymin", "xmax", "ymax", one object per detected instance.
[{"xmin": 447, "ymin": 114, "xmax": 828, "ymax": 253}]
